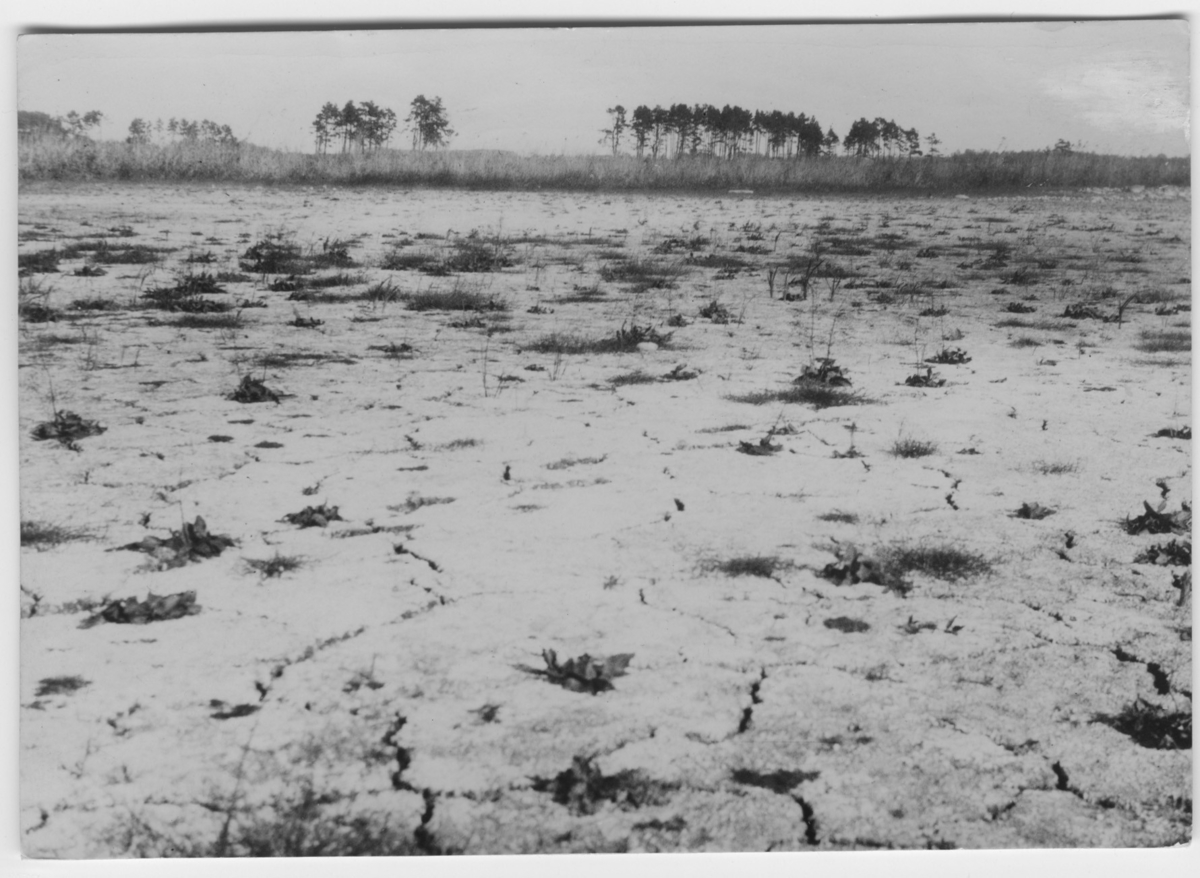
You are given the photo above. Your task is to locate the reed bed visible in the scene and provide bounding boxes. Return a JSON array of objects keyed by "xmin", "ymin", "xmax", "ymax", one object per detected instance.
[{"xmin": 18, "ymin": 135, "xmax": 1189, "ymax": 193}]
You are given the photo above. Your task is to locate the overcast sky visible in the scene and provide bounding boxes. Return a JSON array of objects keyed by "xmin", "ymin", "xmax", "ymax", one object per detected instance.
[{"xmin": 15, "ymin": 20, "xmax": 1189, "ymax": 157}]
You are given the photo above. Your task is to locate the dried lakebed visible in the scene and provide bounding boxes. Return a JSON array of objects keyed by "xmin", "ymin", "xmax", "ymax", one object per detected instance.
[{"xmin": 18, "ymin": 183, "xmax": 1192, "ymax": 854}]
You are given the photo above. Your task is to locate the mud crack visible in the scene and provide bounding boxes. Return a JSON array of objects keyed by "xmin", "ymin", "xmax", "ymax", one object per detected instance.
[{"xmin": 737, "ymin": 667, "xmax": 767, "ymax": 734}]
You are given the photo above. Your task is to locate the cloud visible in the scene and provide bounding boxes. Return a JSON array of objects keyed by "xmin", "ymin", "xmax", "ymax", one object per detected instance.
[{"xmin": 1042, "ymin": 56, "xmax": 1189, "ymax": 136}]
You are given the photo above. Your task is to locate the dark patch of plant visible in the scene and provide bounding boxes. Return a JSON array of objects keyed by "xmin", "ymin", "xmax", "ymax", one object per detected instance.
[
  {"xmin": 824, "ymin": 617, "xmax": 871, "ymax": 633},
  {"xmin": 35, "ymin": 675, "xmax": 90, "ymax": 697},
  {"xmin": 599, "ymin": 257, "xmax": 683, "ymax": 291},
  {"xmin": 1014, "ymin": 502, "xmax": 1056, "ymax": 520},
  {"xmin": 699, "ymin": 299, "xmax": 732, "ymax": 323},
  {"xmin": 21, "ymin": 520, "xmax": 89, "ymax": 548},
  {"xmin": 72, "ymin": 265, "xmax": 108, "ymax": 278},
  {"xmin": 884, "ymin": 544, "xmax": 992, "ymax": 581},
  {"xmin": 730, "ymin": 768, "xmax": 819, "ymax": 794},
  {"xmin": 1124, "ymin": 501, "xmax": 1191, "ymax": 536},
  {"xmin": 79, "ymin": 590, "xmax": 201, "ymax": 628},
  {"xmin": 904, "ymin": 368, "xmax": 946, "ymax": 387},
  {"xmin": 661, "ymin": 364, "xmax": 699, "ymax": 381},
  {"xmin": 240, "ymin": 236, "xmax": 306, "ymax": 274},
  {"xmin": 925, "ymin": 347, "xmax": 971, "ymax": 365},
  {"xmin": 229, "ymin": 375, "xmax": 282, "ymax": 404},
  {"xmin": 116, "ymin": 517, "xmax": 236, "ymax": 569},
  {"xmin": 529, "ymin": 322, "xmax": 672, "ymax": 355},
  {"xmin": 730, "ymin": 383, "xmax": 865, "ymax": 409},
  {"xmin": 531, "ymin": 755, "xmax": 675, "ymax": 816},
  {"xmin": 246, "ymin": 553, "xmax": 306, "ymax": 578},
  {"xmin": 890, "ymin": 437, "xmax": 938, "ymax": 458},
  {"xmin": 70, "ymin": 297, "xmax": 120, "ymax": 311},
  {"xmin": 31, "ymin": 410, "xmax": 105, "ymax": 448},
  {"xmin": 518, "ymin": 649, "xmax": 633, "ymax": 695},
  {"xmin": 406, "ymin": 288, "xmax": 506, "ymax": 312},
  {"xmin": 1135, "ymin": 330, "xmax": 1190, "ymax": 353},
  {"xmin": 1062, "ymin": 303, "xmax": 1107, "ymax": 320},
  {"xmin": 610, "ymin": 369, "xmax": 658, "ymax": 387},
  {"xmin": 704, "ymin": 555, "xmax": 789, "ymax": 578},
  {"xmin": 283, "ymin": 504, "xmax": 342, "ymax": 528},
  {"xmin": 1134, "ymin": 540, "xmax": 1191, "ymax": 566},
  {"xmin": 738, "ymin": 436, "xmax": 782, "ymax": 456},
  {"xmin": 817, "ymin": 511, "xmax": 858, "ymax": 524},
  {"xmin": 390, "ymin": 493, "xmax": 456, "ymax": 514},
  {"xmin": 18, "ymin": 249, "xmax": 61, "ymax": 275},
  {"xmin": 1093, "ymin": 698, "xmax": 1191, "ymax": 750},
  {"xmin": 1154, "ymin": 427, "xmax": 1191, "ymax": 440},
  {"xmin": 1005, "ymin": 302, "xmax": 1037, "ymax": 313},
  {"xmin": 798, "ymin": 358, "xmax": 851, "ymax": 386}
]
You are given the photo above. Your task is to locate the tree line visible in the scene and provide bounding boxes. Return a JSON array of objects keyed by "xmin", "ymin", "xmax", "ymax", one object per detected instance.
[
  {"xmin": 18, "ymin": 109, "xmax": 104, "ymax": 140},
  {"xmin": 126, "ymin": 117, "xmax": 238, "ymax": 146},
  {"xmin": 601, "ymin": 104, "xmax": 937, "ymax": 159},
  {"xmin": 311, "ymin": 95, "xmax": 454, "ymax": 154}
]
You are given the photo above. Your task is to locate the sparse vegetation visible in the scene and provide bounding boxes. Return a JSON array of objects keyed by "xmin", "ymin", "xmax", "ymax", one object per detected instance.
[{"xmin": 890, "ymin": 436, "xmax": 938, "ymax": 458}]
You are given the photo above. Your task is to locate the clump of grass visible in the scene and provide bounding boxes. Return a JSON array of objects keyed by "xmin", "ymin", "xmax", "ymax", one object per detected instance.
[
  {"xmin": 34, "ymin": 675, "xmax": 90, "ymax": 697},
  {"xmin": 599, "ymin": 257, "xmax": 684, "ymax": 291},
  {"xmin": 703, "ymin": 555, "xmax": 791, "ymax": 578},
  {"xmin": 890, "ymin": 436, "xmax": 938, "ymax": 458},
  {"xmin": 1135, "ymin": 329, "xmax": 1190, "ymax": 353},
  {"xmin": 436, "ymin": 438, "xmax": 480, "ymax": 450},
  {"xmin": 993, "ymin": 318, "xmax": 1076, "ymax": 331},
  {"xmin": 529, "ymin": 323, "xmax": 673, "ymax": 355},
  {"xmin": 442, "ymin": 236, "xmax": 515, "ymax": 273},
  {"xmin": 406, "ymin": 286, "xmax": 506, "ymax": 312},
  {"xmin": 89, "ymin": 243, "xmax": 174, "ymax": 265},
  {"xmin": 1033, "ymin": 460, "xmax": 1078, "ymax": 475},
  {"xmin": 817, "ymin": 511, "xmax": 859, "ymax": 524},
  {"xmin": 1010, "ymin": 336, "xmax": 1042, "ymax": 348},
  {"xmin": 882, "ymin": 543, "xmax": 992, "ymax": 582},
  {"xmin": 170, "ymin": 312, "xmax": 245, "ymax": 330},
  {"xmin": 554, "ymin": 284, "xmax": 606, "ymax": 304},
  {"xmin": 1093, "ymin": 698, "xmax": 1191, "ymax": 750},
  {"xmin": 21, "ymin": 520, "xmax": 90, "ymax": 548},
  {"xmin": 19, "ymin": 276, "xmax": 58, "ymax": 322},
  {"xmin": 18, "ymin": 248, "xmax": 61, "ymax": 275},
  {"xmin": 730, "ymin": 384, "xmax": 865, "ymax": 410},
  {"xmin": 308, "ymin": 237, "xmax": 357, "ymax": 269},
  {"xmin": 245, "ymin": 553, "xmax": 305, "ymax": 578},
  {"xmin": 70, "ymin": 297, "xmax": 122, "ymax": 311},
  {"xmin": 610, "ymin": 369, "xmax": 659, "ymax": 386},
  {"xmin": 240, "ymin": 235, "xmax": 306, "ymax": 274},
  {"xmin": 252, "ymin": 352, "xmax": 356, "ymax": 368},
  {"xmin": 379, "ymin": 249, "xmax": 441, "ymax": 272},
  {"xmin": 390, "ymin": 493, "xmax": 456, "ymax": 513}
]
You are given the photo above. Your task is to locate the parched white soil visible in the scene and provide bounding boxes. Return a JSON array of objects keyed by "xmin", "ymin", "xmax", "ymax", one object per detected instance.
[{"xmin": 17, "ymin": 183, "xmax": 1192, "ymax": 855}]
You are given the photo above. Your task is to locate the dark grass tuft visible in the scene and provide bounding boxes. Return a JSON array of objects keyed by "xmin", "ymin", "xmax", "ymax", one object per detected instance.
[
  {"xmin": 245, "ymin": 553, "xmax": 305, "ymax": 578},
  {"xmin": 34, "ymin": 675, "xmax": 90, "ymax": 697},
  {"xmin": 18, "ymin": 249, "xmax": 61, "ymax": 274},
  {"xmin": 1033, "ymin": 460, "xmax": 1078, "ymax": 475},
  {"xmin": 21, "ymin": 520, "xmax": 90, "ymax": 548},
  {"xmin": 730, "ymin": 383, "xmax": 866, "ymax": 410},
  {"xmin": 170, "ymin": 312, "xmax": 245, "ymax": 329},
  {"xmin": 1135, "ymin": 329, "xmax": 1190, "ymax": 353},
  {"xmin": 882, "ymin": 544, "xmax": 992, "ymax": 582},
  {"xmin": 703, "ymin": 555, "xmax": 790, "ymax": 578},
  {"xmin": 1093, "ymin": 698, "xmax": 1191, "ymax": 750},
  {"xmin": 609, "ymin": 369, "xmax": 659, "ymax": 386},
  {"xmin": 529, "ymin": 323, "xmax": 672, "ymax": 355},
  {"xmin": 889, "ymin": 437, "xmax": 938, "ymax": 458},
  {"xmin": 406, "ymin": 288, "xmax": 506, "ymax": 312},
  {"xmin": 1010, "ymin": 336, "xmax": 1042, "ymax": 348},
  {"xmin": 817, "ymin": 511, "xmax": 859, "ymax": 524},
  {"xmin": 599, "ymin": 257, "xmax": 685, "ymax": 291}
]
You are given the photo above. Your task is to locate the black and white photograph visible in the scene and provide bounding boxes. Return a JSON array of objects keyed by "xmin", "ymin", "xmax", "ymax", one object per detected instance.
[{"xmin": 7, "ymin": 3, "xmax": 1194, "ymax": 871}]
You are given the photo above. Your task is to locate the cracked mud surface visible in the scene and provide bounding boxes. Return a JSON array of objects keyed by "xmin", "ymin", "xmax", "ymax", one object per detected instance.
[{"xmin": 18, "ymin": 183, "xmax": 1191, "ymax": 855}]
